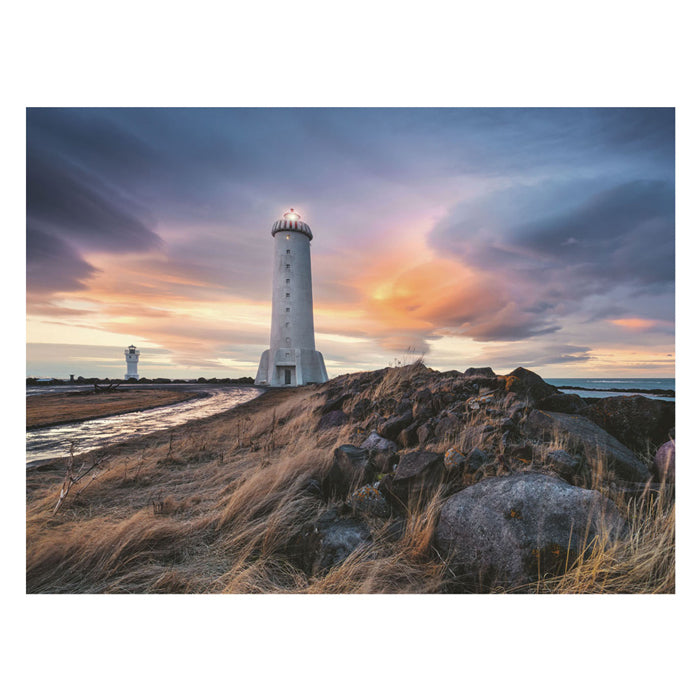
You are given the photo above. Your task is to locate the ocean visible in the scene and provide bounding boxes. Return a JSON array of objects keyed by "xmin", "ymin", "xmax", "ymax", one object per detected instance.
[{"xmin": 544, "ymin": 378, "xmax": 675, "ymax": 402}]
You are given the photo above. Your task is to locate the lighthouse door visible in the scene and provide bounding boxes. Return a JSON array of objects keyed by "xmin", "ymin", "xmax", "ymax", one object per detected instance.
[{"xmin": 284, "ymin": 369, "xmax": 291, "ymax": 385}]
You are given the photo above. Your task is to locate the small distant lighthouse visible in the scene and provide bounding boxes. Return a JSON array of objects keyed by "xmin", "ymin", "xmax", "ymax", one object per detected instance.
[
  {"xmin": 124, "ymin": 345, "xmax": 140, "ymax": 380},
  {"xmin": 255, "ymin": 209, "xmax": 328, "ymax": 387}
]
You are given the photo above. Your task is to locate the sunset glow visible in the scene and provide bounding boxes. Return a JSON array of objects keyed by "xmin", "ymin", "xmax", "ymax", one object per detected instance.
[{"xmin": 26, "ymin": 108, "xmax": 675, "ymax": 379}]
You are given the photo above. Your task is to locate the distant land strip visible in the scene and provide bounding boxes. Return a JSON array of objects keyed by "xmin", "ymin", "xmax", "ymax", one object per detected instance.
[{"xmin": 558, "ymin": 386, "xmax": 675, "ymax": 398}]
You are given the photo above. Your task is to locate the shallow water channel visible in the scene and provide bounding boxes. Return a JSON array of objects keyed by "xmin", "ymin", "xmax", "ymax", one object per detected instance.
[{"xmin": 26, "ymin": 384, "xmax": 262, "ymax": 467}]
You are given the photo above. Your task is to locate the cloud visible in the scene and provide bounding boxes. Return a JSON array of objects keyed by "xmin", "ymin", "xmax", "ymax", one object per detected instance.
[
  {"xmin": 27, "ymin": 151, "xmax": 162, "ymax": 254},
  {"xmin": 25, "ymin": 108, "xmax": 675, "ymax": 377},
  {"xmin": 26, "ymin": 226, "xmax": 99, "ymax": 293},
  {"xmin": 425, "ymin": 178, "xmax": 675, "ymax": 349}
]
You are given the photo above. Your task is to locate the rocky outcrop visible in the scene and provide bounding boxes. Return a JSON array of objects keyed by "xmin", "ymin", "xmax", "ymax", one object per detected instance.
[
  {"xmin": 581, "ymin": 395, "xmax": 675, "ymax": 452},
  {"xmin": 435, "ymin": 473, "xmax": 627, "ymax": 590},
  {"xmin": 503, "ymin": 367, "xmax": 557, "ymax": 402},
  {"xmin": 523, "ymin": 409, "xmax": 650, "ymax": 482},
  {"xmin": 464, "ymin": 367, "xmax": 497, "ymax": 378}
]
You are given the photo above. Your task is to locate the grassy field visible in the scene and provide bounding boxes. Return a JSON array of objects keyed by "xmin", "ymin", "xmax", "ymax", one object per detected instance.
[
  {"xmin": 25, "ymin": 364, "xmax": 675, "ymax": 593},
  {"xmin": 26, "ymin": 389, "xmax": 202, "ymax": 429}
]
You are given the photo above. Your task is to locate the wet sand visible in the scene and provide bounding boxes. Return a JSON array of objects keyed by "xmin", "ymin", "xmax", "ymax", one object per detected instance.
[{"xmin": 27, "ymin": 389, "xmax": 203, "ymax": 429}]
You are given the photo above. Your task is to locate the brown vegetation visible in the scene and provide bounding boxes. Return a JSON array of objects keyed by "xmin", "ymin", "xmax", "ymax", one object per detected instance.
[
  {"xmin": 25, "ymin": 363, "xmax": 674, "ymax": 594},
  {"xmin": 26, "ymin": 389, "xmax": 201, "ymax": 429}
]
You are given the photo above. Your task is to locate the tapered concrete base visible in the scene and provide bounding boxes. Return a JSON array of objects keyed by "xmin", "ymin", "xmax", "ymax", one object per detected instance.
[{"xmin": 255, "ymin": 347, "xmax": 328, "ymax": 387}]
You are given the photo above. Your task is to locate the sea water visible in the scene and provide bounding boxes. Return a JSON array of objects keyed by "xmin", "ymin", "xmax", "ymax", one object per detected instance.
[{"xmin": 545, "ymin": 378, "xmax": 675, "ymax": 402}]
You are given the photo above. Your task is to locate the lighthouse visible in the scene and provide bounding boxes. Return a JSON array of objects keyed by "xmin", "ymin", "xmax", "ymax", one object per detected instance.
[
  {"xmin": 124, "ymin": 345, "xmax": 140, "ymax": 380},
  {"xmin": 255, "ymin": 209, "xmax": 328, "ymax": 387}
]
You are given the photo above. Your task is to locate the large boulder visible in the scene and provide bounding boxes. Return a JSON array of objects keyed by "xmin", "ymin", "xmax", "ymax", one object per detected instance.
[
  {"xmin": 580, "ymin": 395, "xmax": 675, "ymax": 452},
  {"xmin": 653, "ymin": 440, "xmax": 675, "ymax": 483},
  {"xmin": 504, "ymin": 367, "xmax": 557, "ymax": 403},
  {"xmin": 291, "ymin": 508, "xmax": 371, "ymax": 576},
  {"xmin": 324, "ymin": 445, "xmax": 372, "ymax": 498},
  {"xmin": 523, "ymin": 409, "xmax": 650, "ymax": 482},
  {"xmin": 435, "ymin": 473, "xmax": 627, "ymax": 590}
]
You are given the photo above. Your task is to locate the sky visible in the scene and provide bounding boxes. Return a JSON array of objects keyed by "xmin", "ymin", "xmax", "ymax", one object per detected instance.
[{"xmin": 26, "ymin": 107, "xmax": 675, "ymax": 379}]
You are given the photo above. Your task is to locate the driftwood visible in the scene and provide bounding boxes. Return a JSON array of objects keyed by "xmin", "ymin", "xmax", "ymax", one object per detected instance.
[
  {"xmin": 52, "ymin": 443, "xmax": 111, "ymax": 515},
  {"xmin": 93, "ymin": 380, "xmax": 122, "ymax": 393}
]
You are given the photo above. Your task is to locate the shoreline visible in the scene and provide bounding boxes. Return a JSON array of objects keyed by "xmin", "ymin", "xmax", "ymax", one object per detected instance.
[
  {"xmin": 26, "ymin": 386, "xmax": 281, "ymax": 472},
  {"xmin": 26, "ymin": 389, "xmax": 208, "ymax": 430}
]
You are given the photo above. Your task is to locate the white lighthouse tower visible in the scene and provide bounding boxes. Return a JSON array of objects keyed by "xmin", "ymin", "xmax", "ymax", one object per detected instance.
[
  {"xmin": 124, "ymin": 345, "xmax": 140, "ymax": 380},
  {"xmin": 255, "ymin": 209, "xmax": 328, "ymax": 387}
]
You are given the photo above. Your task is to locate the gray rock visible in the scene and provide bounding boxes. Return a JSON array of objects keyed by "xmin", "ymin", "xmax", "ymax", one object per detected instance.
[
  {"xmin": 523, "ymin": 409, "xmax": 650, "ymax": 482},
  {"xmin": 466, "ymin": 447, "xmax": 488, "ymax": 472},
  {"xmin": 388, "ymin": 450, "xmax": 444, "ymax": 506},
  {"xmin": 378, "ymin": 411, "xmax": 414, "ymax": 441},
  {"xmin": 444, "ymin": 447, "xmax": 466, "ymax": 472},
  {"xmin": 325, "ymin": 445, "xmax": 372, "ymax": 498},
  {"xmin": 397, "ymin": 422, "xmax": 420, "ymax": 449},
  {"xmin": 546, "ymin": 449, "xmax": 582, "ymax": 481},
  {"xmin": 653, "ymin": 440, "xmax": 675, "ymax": 482},
  {"xmin": 347, "ymin": 484, "xmax": 390, "ymax": 517},
  {"xmin": 417, "ymin": 423, "xmax": 433, "ymax": 446},
  {"xmin": 293, "ymin": 508, "xmax": 371, "ymax": 576},
  {"xmin": 360, "ymin": 430, "xmax": 398, "ymax": 474},
  {"xmin": 435, "ymin": 473, "xmax": 627, "ymax": 590}
]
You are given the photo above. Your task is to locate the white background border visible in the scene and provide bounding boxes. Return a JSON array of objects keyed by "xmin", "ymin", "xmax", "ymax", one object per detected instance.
[{"xmin": 6, "ymin": 1, "xmax": 696, "ymax": 697}]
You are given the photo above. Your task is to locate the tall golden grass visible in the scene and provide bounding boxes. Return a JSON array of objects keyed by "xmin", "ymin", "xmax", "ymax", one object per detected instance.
[{"xmin": 26, "ymin": 363, "xmax": 674, "ymax": 594}]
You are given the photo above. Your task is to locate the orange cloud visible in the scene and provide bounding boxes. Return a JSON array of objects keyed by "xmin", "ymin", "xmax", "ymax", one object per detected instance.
[{"xmin": 609, "ymin": 318, "xmax": 673, "ymax": 332}]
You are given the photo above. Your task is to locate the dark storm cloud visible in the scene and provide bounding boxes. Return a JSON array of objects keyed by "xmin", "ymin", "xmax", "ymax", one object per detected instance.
[
  {"xmin": 27, "ymin": 151, "xmax": 161, "ymax": 253},
  {"xmin": 26, "ymin": 107, "xmax": 675, "ymax": 369},
  {"xmin": 428, "ymin": 174, "xmax": 674, "ymax": 342},
  {"xmin": 26, "ymin": 226, "xmax": 98, "ymax": 293},
  {"xmin": 512, "ymin": 180, "xmax": 674, "ymax": 285}
]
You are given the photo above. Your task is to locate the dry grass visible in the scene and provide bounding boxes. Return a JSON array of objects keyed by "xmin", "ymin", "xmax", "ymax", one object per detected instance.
[{"xmin": 26, "ymin": 364, "xmax": 675, "ymax": 594}]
